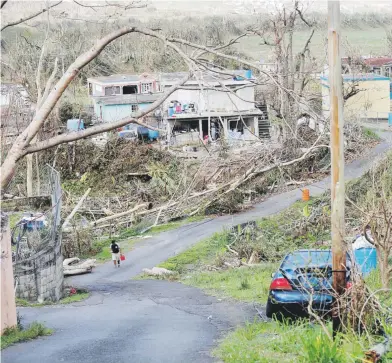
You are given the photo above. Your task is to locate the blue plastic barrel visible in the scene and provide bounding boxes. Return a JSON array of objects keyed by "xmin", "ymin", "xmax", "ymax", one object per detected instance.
[
  {"xmin": 168, "ymin": 107, "xmax": 174, "ymax": 117},
  {"xmin": 354, "ymin": 248, "xmax": 377, "ymax": 276},
  {"xmin": 388, "ymin": 112, "xmax": 392, "ymax": 126},
  {"xmin": 245, "ymin": 69, "xmax": 252, "ymax": 79},
  {"xmin": 67, "ymin": 119, "xmax": 84, "ymax": 131},
  {"xmin": 148, "ymin": 130, "xmax": 159, "ymax": 140}
]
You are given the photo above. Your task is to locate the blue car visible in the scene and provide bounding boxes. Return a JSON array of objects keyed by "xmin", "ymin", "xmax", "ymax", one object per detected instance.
[{"xmin": 266, "ymin": 249, "xmax": 351, "ymax": 319}]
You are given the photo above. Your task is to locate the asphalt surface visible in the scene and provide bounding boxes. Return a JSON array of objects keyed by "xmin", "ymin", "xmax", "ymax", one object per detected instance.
[{"xmin": 3, "ymin": 129, "xmax": 391, "ymax": 363}]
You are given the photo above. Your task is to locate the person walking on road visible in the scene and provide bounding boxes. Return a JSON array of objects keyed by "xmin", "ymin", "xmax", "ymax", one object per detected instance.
[{"xmin": 111, "ymin": 240, "xmax": 121, "ymax": 268}]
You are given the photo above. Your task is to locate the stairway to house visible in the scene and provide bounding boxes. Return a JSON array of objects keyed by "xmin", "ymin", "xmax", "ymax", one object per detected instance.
[{"xmin": 256, "ymin": 103, "xmax": 271, "ymax": 139}]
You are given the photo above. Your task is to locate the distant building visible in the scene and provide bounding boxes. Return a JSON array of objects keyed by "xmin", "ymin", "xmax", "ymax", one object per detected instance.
[
  {"xmin": 321, "ymin": 73, "xmax": 391, "ymax": 120},
  {"xmin": 87, "ymin": 71, "xmax": 270, "ymax": 144},
  {"xmin": 341, "ymin": 57, "xmax": 392, "ymax": 79},
  {"xmin": 0, "ymin": 83, "xmax": 33, "ymax": 136},
  {"xmin": 363, "ymin": 57, "xmax": 392, "ymax": 78},
  {"xmin": 0, "ymin": 83, "xmax": 31, "ymax": 111}
]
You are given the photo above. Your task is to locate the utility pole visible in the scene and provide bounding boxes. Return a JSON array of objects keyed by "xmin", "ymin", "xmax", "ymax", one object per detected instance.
[{"xmin": 328, "ymin": 0, "xmax": 346, "ymax": 337}]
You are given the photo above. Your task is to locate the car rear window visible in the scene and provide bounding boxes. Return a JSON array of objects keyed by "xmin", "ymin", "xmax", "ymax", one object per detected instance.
[{"xmin": 283, "ymin": 250, "xmax": 333, "ymax": 268}]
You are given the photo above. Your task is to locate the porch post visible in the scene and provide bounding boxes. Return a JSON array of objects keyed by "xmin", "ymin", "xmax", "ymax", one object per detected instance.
[
  {"xmin": 254, "ymin": 116, "xmax": 259, "ymax": 137},
  {"xmin": 223, "ymin": 117, "xmax": 228, "ymax": 139},
  {"xmin": 199, "ymin": 119, "xmax": 203, "ymax": 139},
  {"xmin": 167, "ymin": 121, "xmax": 172, "ymax": 144}
]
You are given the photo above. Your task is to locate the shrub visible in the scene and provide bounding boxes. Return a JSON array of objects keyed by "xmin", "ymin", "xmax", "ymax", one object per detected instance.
[
  {"xmin": 1, "ymin": 322, "xmax": 52, "ymax": 350},
  {"xmin": 300, "ymin": 332, "xmax": 344, "ymax": 363}
]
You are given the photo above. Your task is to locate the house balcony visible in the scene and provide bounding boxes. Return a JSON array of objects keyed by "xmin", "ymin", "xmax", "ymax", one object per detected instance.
[{"xmin": 93, "ymin": 92, "xmax": 164, "ymax": 106}]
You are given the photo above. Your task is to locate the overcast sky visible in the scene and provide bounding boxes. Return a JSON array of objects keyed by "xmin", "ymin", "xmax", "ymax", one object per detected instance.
[{"xmin": 2, "ymin": 0, "xmax": 392, "ymax": 22}]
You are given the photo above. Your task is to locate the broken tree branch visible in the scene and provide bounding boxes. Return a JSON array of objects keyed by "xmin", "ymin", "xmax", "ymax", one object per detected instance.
[
  {"xmin": 1, "ymin": 1, "xmax": 62, "ymax": 32},
  {"xmin": 91, "ymin": 203, "xmax": 149, "ymax": 226},
  {"xmin": 62, "ymin": 188, "xmax": 91, "ymax": 229}
]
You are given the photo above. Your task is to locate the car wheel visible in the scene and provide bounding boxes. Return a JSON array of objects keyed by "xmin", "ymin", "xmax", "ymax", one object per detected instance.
[
  {"xmin": 266, "ymin": 298, "xmax": 276, "ymax": 319},
  {"xmin": 266, "ymin": 298, "xmax": 285, "ymax": 321}
]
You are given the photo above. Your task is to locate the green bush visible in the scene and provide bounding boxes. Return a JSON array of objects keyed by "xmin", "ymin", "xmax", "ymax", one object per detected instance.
[
  {"xmin": 214, "ymin": 320, "xmax": 367, "ymax": 363},
  {"xmin": 300, "ymin": 332, "xmax": 343, "ymax": 363},
  {"xmin": 1, "ymin": 322, "xmax": 52, "ymax": 350}
]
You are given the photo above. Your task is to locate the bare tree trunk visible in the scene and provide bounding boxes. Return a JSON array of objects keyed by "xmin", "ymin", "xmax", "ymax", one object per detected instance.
[
  {"xmin": 35, "ymin": 152, "xmax": 40, "ymax": 195},
  {"xmin": 26, "ymin": 154, "xmax": 33, "ymax": 197},
  {"xmin": 379, "ymin": 252, "xmax": 390, "ymax": 290}
]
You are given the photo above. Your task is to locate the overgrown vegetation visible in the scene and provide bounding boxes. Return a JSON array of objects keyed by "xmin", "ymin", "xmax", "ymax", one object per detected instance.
[
  {"xmin": 183, "ymin": 264, "xmax": 276, "ymax": 303},
  {"xmin": 1, "ymin": 322, "xmax": 52, "ymax": 350},
  {"xmin": 214, "ymin": 320, "xmax": 375, "ymax": 363}
]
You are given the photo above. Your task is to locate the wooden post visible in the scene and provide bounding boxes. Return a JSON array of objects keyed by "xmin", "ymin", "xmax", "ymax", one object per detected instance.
[
  {"xmin": 328, "ymin": 0, "xmax": 346, "ymax": 337},
  {"xmin": 1, "ymin": 213, "xmax": 17, "ymax": 334},
  {"xmin": 199, "ymin": 119, "xmax": 203, "ymax": 139},
  {"xmin": 223, "ymin": 117, "xmax": 228, "ymax": 138}
]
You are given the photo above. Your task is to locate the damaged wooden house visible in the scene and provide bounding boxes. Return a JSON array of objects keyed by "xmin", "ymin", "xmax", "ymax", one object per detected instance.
[{"xmin": 87, "ymin": 70, "xmax": 270, "ymax": 145}]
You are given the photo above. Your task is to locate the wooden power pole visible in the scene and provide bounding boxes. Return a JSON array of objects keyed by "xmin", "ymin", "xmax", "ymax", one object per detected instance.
[{"xmin": 328, "ymin": 0, "xmax": 346, "ymax": 336}]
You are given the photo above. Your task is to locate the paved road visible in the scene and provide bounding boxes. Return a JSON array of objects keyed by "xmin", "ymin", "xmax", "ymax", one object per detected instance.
[
  {"xmin": 4, "ymin": 281, "xmax": 254, "ymax": 363},
  {"xmin": 3, "ymin": 130, "xmax": 391, "ymax": 363}
]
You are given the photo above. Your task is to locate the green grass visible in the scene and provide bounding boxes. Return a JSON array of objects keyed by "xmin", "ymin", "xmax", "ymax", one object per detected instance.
[
  {"xmin": 149, "ymin": 215, "xmax": 206, "ymax": 234},
  {"xmin": 183, "ymin": 264, "xmax": 276, "ymax": 303},
  {"xmin": 1, "ymin": 322, "xmax": 52, "ymax": 350},
  {"xmin": 158, "ymin": 230, "xmax": 230, "ymax": 273},
  {"xmin": 15, "ymin": 298, "xmax": 45, "ymax": 307},
  {"xmin": 214, "ymin": 320, "xmax": 368, "ymax": 363},
  {"xmin": 365, "ymin": 269, "xmax": 392, "ymax": 307},
  {"xmin": 8, "ymin": 212, "xmax": 24, "ymax": 228},
  {"xmin": 362, "ymin": 127, "xmax": 382, "ymax": 141},
  {"xmin": 58, "ymin": 292, "xmax": 89, "ymax": 304},
  {"xmin": 16, "ymin": 290, "xmax": 89, "ymax": 307}
]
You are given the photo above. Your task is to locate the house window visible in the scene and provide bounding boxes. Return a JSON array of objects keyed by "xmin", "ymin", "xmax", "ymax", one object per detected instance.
[
  {"xmin": 131, "ymin": 105, "xmax": 139, "ymax": 112},
  {"xmin": 123, "ymin": 85, "xmax": 138, "ymax": 94},
  {"xmin": 88, "ymin": 83, "xmax": 93, "ymax": 95},
  {"xmin": 385, "ymin": 67, "xmax": 391, "ymax": 78},
  {"xmin": 141, "ymin": 83, "xmax": 152, "ymax": 93},
  {"xmin": 95, "ymin": 84, "xmax": 103, "ymax": 93},
  {"xmin": 105, "ymin": 86, "xmax": 121, "ymax": 96},
  {"xmin": 373, "ymin": 68, "xmax": 381, "ymax": 75}
]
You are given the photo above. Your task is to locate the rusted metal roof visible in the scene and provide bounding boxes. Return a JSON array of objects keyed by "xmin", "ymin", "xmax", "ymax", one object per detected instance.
[{"xmin": 363, "ymin": 57, "xmax": 392, "ymax": 67}]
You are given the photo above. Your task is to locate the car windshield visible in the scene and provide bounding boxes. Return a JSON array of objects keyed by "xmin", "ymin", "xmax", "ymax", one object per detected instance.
[{"xmin": 283, "ymin": 250, "xmax": 333, "ymax": 269}]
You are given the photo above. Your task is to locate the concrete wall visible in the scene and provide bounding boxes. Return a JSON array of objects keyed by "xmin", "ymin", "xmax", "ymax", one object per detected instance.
[
  {"xmin": 1, "ymin": 213, "xmax": 17, "ymax": 333},
  {"xmin": 322, "ymin": 78, "xmax": 390, "ymax": 119},
  {"xmin": 13, "ymin": 240, "xmax": 63, "ymax": 303},
  {"xmin": 165, "ymin": 87, "xmax": 255, "ymax": 113},
  {"xmin": 94, "ymin": 103, "xmax": 151, "ymax": 123}
]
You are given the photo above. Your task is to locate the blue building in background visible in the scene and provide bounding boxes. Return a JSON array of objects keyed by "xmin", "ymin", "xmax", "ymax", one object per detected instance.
[{"xmin": 87, "ymin": 73, "xmax": 163, "ymax": 125}]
